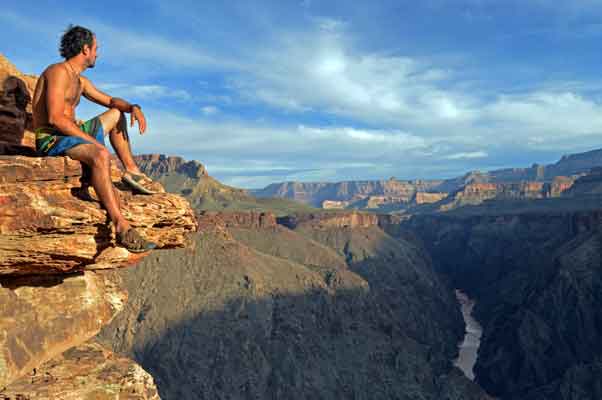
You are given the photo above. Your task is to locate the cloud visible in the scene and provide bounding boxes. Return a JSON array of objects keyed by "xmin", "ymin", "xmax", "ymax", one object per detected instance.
[
  {"xmin": 90, "ymin": 22, "xmax": 238, "ymax": 71},
  {"xmin": 98, "ymin": 83, "xmax": 191, "ymax": 101},
  {"xmin": 4, "ymin": 6, "xmax": 602, "ymax": 188},
  {"xmin": 227, "ymin": 18, "xmax": 477, "ymax": 130},
  {"xmin": 201, "ymin": 106, "xmax": 219, "ymax": 115},
  {"xmin": 444, "ymin": 151, "xmax": 488, "ymax": 160}
]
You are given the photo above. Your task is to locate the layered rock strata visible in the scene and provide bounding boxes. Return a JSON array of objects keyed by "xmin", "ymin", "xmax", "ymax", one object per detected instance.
[
  {"xmin": 0, "ymin": 156, "xmax": 196, "ymax": 274},
  {"xmin": 252, "ymin": 179, "xmax": 445, "ymax": 208},
  {"xmin": 1, "ymin": 340, "xmax": 160, "ymax": 400},
  {"xmin": 0, "ymin": 54, "xmax": 196, "ymax": 399},
  {"xmin": 134, "ymin": 154, "xmax": 207, "ymax": 179},
  {"xmin": 0, "ymin": 271, "xmax": 126, "ymax": 388}
]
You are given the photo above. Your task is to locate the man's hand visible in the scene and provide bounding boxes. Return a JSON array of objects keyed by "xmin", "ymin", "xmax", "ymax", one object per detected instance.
[{"xmin": 130, "ymin": 107, "xmax": 147, "ymax": 134}]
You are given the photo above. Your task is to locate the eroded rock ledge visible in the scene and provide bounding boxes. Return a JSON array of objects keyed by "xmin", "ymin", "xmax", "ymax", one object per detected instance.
[
  {"xmin": 1, "ymin": 340, "xmax": 160, "ymax": 400},
  {"xmin": 0, "ymin": 155, "xmax": 197, "ymax": 275}
]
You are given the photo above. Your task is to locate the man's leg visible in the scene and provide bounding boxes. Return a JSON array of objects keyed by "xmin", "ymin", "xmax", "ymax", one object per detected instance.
[
  {"xmin": 65, "ymin": 143, "xmax": 130, "ymax": 234},
  {"xmin": 97, "ymin": 108, "xmax": 141, "ymax": 174}
]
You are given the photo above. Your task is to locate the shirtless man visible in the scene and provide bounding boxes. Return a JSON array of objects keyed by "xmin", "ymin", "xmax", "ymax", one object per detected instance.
[{"xmin": 32, "ymin": 25, "xmax": 156, "ymax": 253}]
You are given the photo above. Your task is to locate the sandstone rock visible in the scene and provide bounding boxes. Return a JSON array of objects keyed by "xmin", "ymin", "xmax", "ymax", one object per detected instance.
[
  {"xmin": 413, "ymin": 191, "xmax": 447, "ymax": 204},
  {"xmin": 321, "ymin": 199, "xmax": 350, "ymax": 209},
  {"xmin": 0, "ymin": 54, "xmax": 37, "ymax": 99},
  {"xmin": 0, "ymin": 75, "xmax": 36, "ymax": 155},
  {"xmin": 0, "ymin": 54, "xmax": 37, "ymax": 155},
  {"xmin": 0, "ymin": 340, "xmax": 160, "ymax": 400},
  {"xmin": 0, "ymin": 155, "xmax": 197, "ymax": 275},
  {"xmin": 278, "ymin": 211, "xmax": 381, "ymax": 229},
  {"xmin": 197, "ymin": 210, "xmax": 277, "ymax": 230},
  {"xmin": 0, "ymin": 271, "xmax": 126, "ymax": 388}
]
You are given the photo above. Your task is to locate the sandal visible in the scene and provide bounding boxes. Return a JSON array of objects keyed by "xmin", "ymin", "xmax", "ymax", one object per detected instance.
[
  {"xmin": 117, "ymin": 228, "xmax": 157, "ymax": 253},
  {"xmin": 121, "ymin": 171, "xmax": 159, "ymax": 195}
]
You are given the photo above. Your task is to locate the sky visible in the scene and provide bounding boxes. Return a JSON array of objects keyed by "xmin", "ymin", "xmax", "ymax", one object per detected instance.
[{"xmin": 2, "ymin": 1, "xmax": 602, "ymax": 188}]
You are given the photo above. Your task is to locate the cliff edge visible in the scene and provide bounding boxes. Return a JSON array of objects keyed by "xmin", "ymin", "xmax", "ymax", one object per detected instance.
[{"xmin": 0, "ymin": 54, "xmax": 196, "ymax": 398}]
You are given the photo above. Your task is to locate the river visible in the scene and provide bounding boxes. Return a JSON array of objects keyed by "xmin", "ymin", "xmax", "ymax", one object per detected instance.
[{"xmin": 453, "ymin": 289, "xmax": 483, "ymax": 381}]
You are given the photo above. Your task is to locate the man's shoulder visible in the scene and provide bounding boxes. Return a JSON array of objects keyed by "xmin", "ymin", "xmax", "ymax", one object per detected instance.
[{"xmin": 43, "ymin": 63, "xmax": 68, "ymax": 78}]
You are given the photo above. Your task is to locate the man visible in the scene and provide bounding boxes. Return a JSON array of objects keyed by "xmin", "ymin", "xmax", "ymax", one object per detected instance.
[{"xmin": 32, "ymin": 25, "xmax": 157, "ymax": 253}]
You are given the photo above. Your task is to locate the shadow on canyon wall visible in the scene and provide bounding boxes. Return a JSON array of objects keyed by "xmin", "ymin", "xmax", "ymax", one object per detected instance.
[
  {"xmin": 97, "ymin": 229, "xmax": 490, "ymax": 400},
  {"xmin": 406, "ymin": 208, "xmax": 602, "ymax": 400}
]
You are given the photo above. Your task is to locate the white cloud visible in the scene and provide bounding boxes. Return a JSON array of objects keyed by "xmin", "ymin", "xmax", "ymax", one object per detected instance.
[
  {"xmin": 99, "ymin": 83, "xmax": 191, "ymax": 101},
  {"xmin": 228, "ymin": 19, "xmax": 477, "ymax": 129},
  {"xmin": 201, "ymin": 105, "xmax": 219, "ymax": 115},
  {"xmin": 90, "ymin": 22, "xmax": 239, "ymax": 71},
  {"xmin": 444, "ymin": 151, "xmax": 488, "ymax": 160}
]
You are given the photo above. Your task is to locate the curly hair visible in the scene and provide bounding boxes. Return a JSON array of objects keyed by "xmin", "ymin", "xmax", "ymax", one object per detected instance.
[{"xmin": 59, "ymin": 25, "xmax": 95, "ymax": 60}]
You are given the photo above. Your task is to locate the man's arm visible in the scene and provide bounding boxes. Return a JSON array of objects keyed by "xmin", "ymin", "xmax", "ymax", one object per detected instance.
[
  {"xmin": 46, "ymin": 66, "xmax": 104, "ymax": 147},
  {"xmin": 81, "ymin": 77, "xmax": 147, "ymax": 134}
]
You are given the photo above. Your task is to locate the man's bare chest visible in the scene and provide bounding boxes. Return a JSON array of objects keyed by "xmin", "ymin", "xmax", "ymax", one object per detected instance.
[{"xmin": 65, "ymin": 76, "xmax": 83, "ymax": 107}]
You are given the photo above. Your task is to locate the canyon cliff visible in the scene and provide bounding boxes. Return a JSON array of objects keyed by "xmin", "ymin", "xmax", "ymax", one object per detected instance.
[
  {"xmin": 404, "ymin": 173, "xmax": 602, "ymax": 399},
  {"xmin": 98, "ymin": 210, "xmax": 491, "ymax": 399},
  {"xmin": 250, "ymin": 148, "xmax": 601, "ymax": 211},
  {"xmin": 0, "ymin": 55, "xmax": 196, "ymax": 399}
]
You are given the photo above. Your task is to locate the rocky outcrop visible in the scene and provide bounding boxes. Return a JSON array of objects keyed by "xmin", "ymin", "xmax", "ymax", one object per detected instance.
[
  {"xmin": 278, "ymin": 211, "xmax": 381, "ymax": 229},
  {"xmin": 321, "ymin": 199, "xmax": 350, "ymax": 209},
  {"xmin": 0, "ymin": 71, "xmax": 36, "ymax": 155},
  {"xmin": 0, "ymin": 271, "xmax": 126, "ymax": 388},
  {"xmin": 431, "ymin": 180, "xmax": 575, "ymax": 212},
  {"xmin": 134, "ymin": 154, "xmax": 207, "ymax": 179},
  {"xmin": 0, "ymin": 54, "xmax": 196, "ymax": 399},
  {"xmin": 0, "ymin": 340, "xmax": 160, "ymax": 399},
  {"xmin": 414, "ymin": 191, "xmax": 447, "ymax": 204},
  {"xmin": 0, "ymin": 156, "xmax": 196, "ymax": 275},
  {"xmin": 0, "ymin": 54, "xmax": 37, "ymax": 98},
  {"xmin": 198, "ymin": 210, "xmax": 277, "ymax": 230}
]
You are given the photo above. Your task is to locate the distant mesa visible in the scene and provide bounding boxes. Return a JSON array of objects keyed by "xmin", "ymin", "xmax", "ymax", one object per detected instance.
[{"xmin": 251, "ymin": 147, "xmax": 602, "ymax": 212}]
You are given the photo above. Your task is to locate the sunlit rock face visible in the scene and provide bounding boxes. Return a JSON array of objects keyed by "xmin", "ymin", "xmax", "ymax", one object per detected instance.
[
  {"xmin": 0, "ymin": 155, "xmax": 197, "ymax": 275},
  {"xmin": 0, "ymin": 271, "xmax": 127, "ymax": 388},
  {"xmin": 1, "ymin": 340, "xmax": 160, "ymax": 400}
]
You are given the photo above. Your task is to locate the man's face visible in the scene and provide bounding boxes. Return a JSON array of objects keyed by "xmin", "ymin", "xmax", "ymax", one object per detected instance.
[{"xmin": 84, "ymin": 36, "xmax": 98, "ymax": 68}]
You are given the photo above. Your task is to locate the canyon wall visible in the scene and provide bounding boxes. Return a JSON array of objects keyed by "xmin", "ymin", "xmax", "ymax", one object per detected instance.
[
  {"xmin": 98, "ymin": 211, "xmax": 491, "ymax": 400},
  {"xmin": 405, "ymin": 201, "xmax": 602, "ymax": 399}
]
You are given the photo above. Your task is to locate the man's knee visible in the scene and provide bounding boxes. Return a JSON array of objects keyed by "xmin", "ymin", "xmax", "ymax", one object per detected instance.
[
  {"xmin": 91, "ymin": 146, "xmax": 111, "ymax": 168},
  {"xmin": 102, "ymin": 108, "xmax": 122, "ymax": 132}
]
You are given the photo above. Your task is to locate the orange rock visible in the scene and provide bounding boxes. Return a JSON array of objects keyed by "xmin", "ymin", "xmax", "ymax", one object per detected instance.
[
  {"xmin": 0, "ymin": 155, "xmax": 197, "ymax": 275},
  {"xmin": 0, "ymin": 271, "xmax": 127, "ymax": 388},
  {"xmin": 1, "ymin": 340, "xmax": 160, "ymax": 399},
  {"xmin": 279, "ymin": 211, "xmax": 380, "ymax": 229}
]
